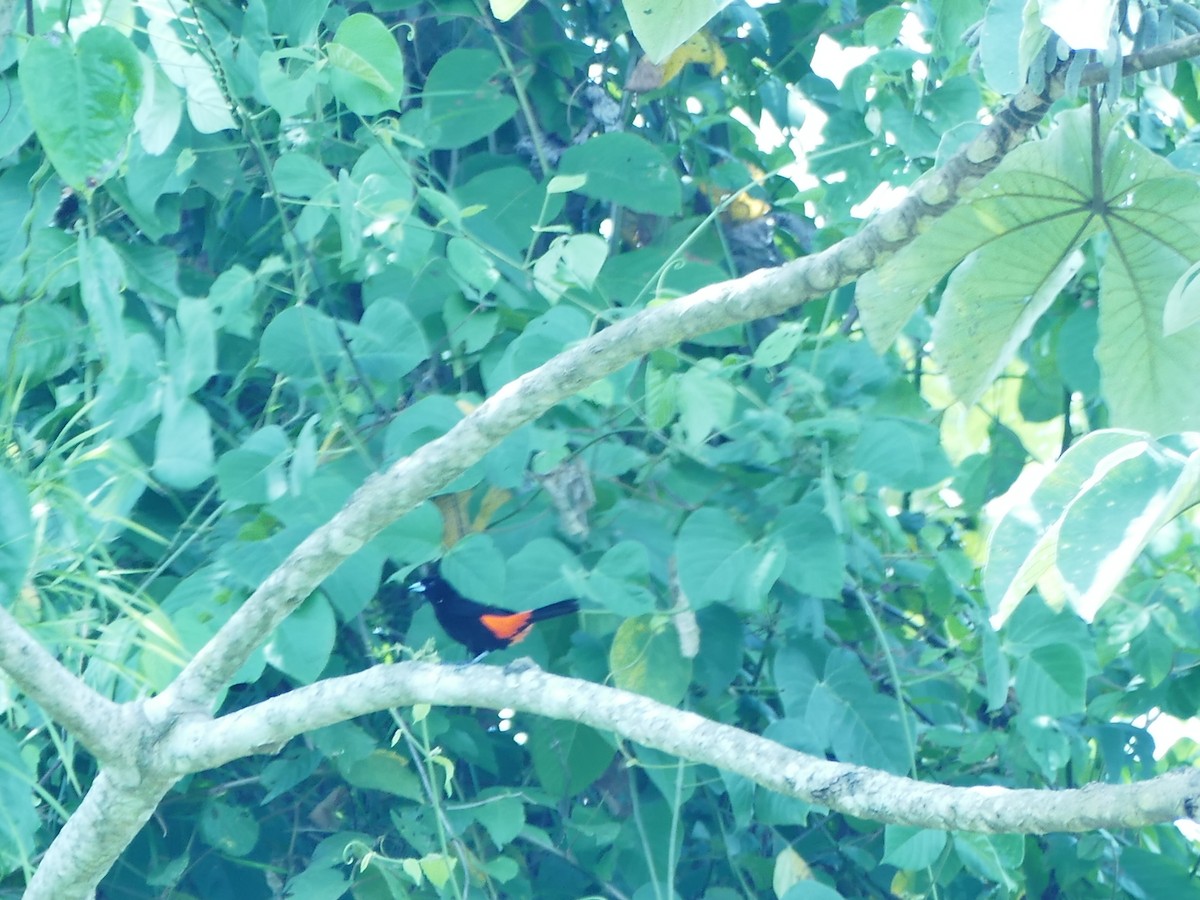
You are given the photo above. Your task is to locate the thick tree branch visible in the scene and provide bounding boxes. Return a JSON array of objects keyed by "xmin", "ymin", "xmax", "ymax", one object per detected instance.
[
  {"xmin": 0, "ymin": 604, "xmax": 129, "ymax": 767},
  {"xmin": 25, "ymin": 767, "xmax": 177, "ymax": 900},
  {"xmin": 157, "ymin": 77, "xmax": 1062, "ymax": 715},
  {"xmin": 162, "ymin": 662, "xmax": 1200, "ymax": 833}
]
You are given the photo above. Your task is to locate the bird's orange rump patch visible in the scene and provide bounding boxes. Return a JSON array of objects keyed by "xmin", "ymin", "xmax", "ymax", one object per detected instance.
[{"xmin": 480, "ymin": 611, "xmax": 534, "ymax": 643}]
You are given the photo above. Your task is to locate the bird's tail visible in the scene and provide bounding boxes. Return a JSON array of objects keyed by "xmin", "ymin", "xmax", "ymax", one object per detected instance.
[{"xmin": 528, "ymin": 599, "xmax": 580, "ymax": 623}]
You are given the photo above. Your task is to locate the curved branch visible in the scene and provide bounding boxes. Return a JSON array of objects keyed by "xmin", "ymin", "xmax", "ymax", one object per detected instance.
[
  {"xmin": 0, "ymin": 604, "xmax": 129, "ymax": 766},
  {"xmin": 158, "ymin": 76, "xmax": 1063, "ymax": 715},
  {"xmin": 163, "ymin": 661, "xmax": 1200, "ymax": 833},
  {"xmin": 25, "ymin": 767, "xmax": 177, "ymax": 900},
  {"xmin": 1083, "ymin": 30, "xmax": 1200, "ymax": 82}
]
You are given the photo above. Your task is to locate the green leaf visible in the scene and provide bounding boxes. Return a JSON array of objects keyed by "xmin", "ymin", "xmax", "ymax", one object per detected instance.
[
  {"xmin": 455, "ymin": 166, "xmax": 553, "ymax": 258},
  {"xmin": 978, "ymin": 0, "xmax": 1036, "ymax": 95},
  {"xmin": 441, "ymin": 535, "xmax": 506, "ymax": 603},
  {"xmin": 383, "ymin": 397, "xmax": 480, "ymax": 493},
  {"xmin": 864, "ymin": 7, "xmax": 907, "ymax": 47},
  {"xmin": 328, "ymin": 13, "xmax": 405, "ymax": 116},
  {"xmin": 933, "ymin": 246, "xmax": 1084, "ymax": 404},
  {"xmin": 486, "ymin": 305, "xmax": 591, "ymax": 389},
  {"xmin": 199, "ymin": 799, "xmax": 260, "ymax": 858},
  {"xmin": 92, "ymin": 333, "xmax": 162, "ymax": 439},
  {"xmin": 557, "ymin": 133, "xmax": 682, "ymax": 215},
  {"xmin": 134, "ymin": 60, "xmax": 182, "ymax": 155},
  {"xmin": 985, "ymin": 429, "xmax": 1144, "ymax": 621},
  {"xmin": 209, "ymin": 264, "xmax": 256, "ymax": 338},
  {"xmin": 882, "ymin": 826, "xmax": 948, "ymax": 869},
  {"xmin": 1014, "ymin": 714, "xmax": 1070, "ymax": 779},
  {"xmin": 378, "ymin": 502, "xmax": 444, "ymax": 564},
  {"xmin": 259, "ymin": 49, "xmax": 323, "ymax": 119},
  {"xmin": 154, "ymin": 395, "xmax": 215, "ymax": 490},
  {"xmin": 643, "ymin": 361, "xmax": 677, "ymax": 429},
  {"xmin": 546, "ymin": 173, "xmax": 587, "ymax": 193},
  {"xmin": 259, "ymin": 305, "xmax": 343, "ymax": 379},
  {"xmin": 349, "ymin": 298, "xmax": 429, "ymax": 388},
  {"xmin": 953, "ymin": 832, "xmax": 1024, "ymax": 892},
  {"xmin": 447, "ymin": 237, "xmax": 501, "ymax": 295},
  {"xmin": 984, "ymin": 431, "xmax": 1200, "ymax": 623},
  {"xmin": 0, "ymin": 730, "xmax": 39, "ymax": 875},
  {"xmin": 1095, "ymin": 144, "xmax": 1200, "ymax": 432},
  {"xmin": 624, "ymin": 0, "xmax": 731, "ymax": 63},
  {"xmin": 472, "ymin": 792, "xmax": 525, "ymax": 848},
  {"xmin": 773, "ymin": 846, "xmax": 812, "ymax": 899},
  {"xmin": 528, "ymin": 719, "xmax": 613, "ymax": 796},
  {"xmin": 609, "ymin": 615, "xmax": 692, "ymax": 705},
  {"xmin": 583, "ymin": 541, "xmax": 657, "ymax": 617},
  {"xmin": 821, "ymin": 650, "xmax": 914, "ymax": 774},
  {"xmin": 145, "ymin": 13, "xmax": 234, "ymax": 133},
  {"xmin": 216, "ymin": 426, "xmax": 290, "ymax": 506},
  {"xmin": 1014, "ymin": 643, "xmax": 1085, "ymax": 717},
  {"xmin": 977, "ymin": 610, "xmax": 1011, "ymax": 713},
  {"xmin": 532, "ymin": 235, "xmax": 608, "ymax": 302},
  {"xmin": 265, "ymin": 0, "xmax": 331, "ymax": 46},
  {"xmin": 676, "ymin": 507, "xmax": 756, "ymax": 607},
  {"xmin": 1129, "ymin": 617, "xmax": 1174, "ymax": 688},
  {"xmin": 506, "ymin": 539, "xmax": 580, "ymax": 604},
  {"xmin": 0, "ymin": 303, "xmax": 79, "ymax": 385},
  {"xmin": 77, "ymin": 233, "xmax": 128, "ymax": 381},
  {"xmin": 859, "ymin": 108, "xmax": 1200, "ymax": 433},
  {"xmin": 418, "ymin": 49, "xmax": 516, "ymax": 149},
  {"xmin": 264, "ymin": 592, "xmax": 336, "ymax": 684},
  {"xmin": 273, "ymin": 152, "xmax": 335, "ymax": 198},
  {"xmin": 694, "ymin": 603, "xmax": 745, "ymax": 694},
  {"xmin": 780, "ymin": 883, "xmax": 847, "ymax": 900},
  {"xmin": 0, "ymin": 468, "xmax": 31, "ymax": 604},
  {"xmin": 1003, "ymin": 594, "xmax": 1091, "ymax": 657},
  {"xmin": 1163, "ymin": 258, "xmax": 1200, "ymax": 336},
  {"xmin": 322, "ymin": 541, "xmax": 385, "ymax": 621},
  {"xmin": 0, "ymin": 76, "xmax": 32, "ymax": 160},
  {"xmin": 169, "ymin": 297, "xmax": 216, "ymax": 395},
  {"xmin": 676, "ymin": 359, "xmax": 737, "ymax": 444},
  {"xmin": 1056, "ymin": 436, "xmax": 1200, "ymax": 619},
  {"xmin": 853, "ymin": 418, "xmax": 950, "ymax": 490},
  {"xmin": 282, "ymin": 864, "xmax": 350, "ymax": 900},
  {"xmin": 1119, "ymin": 845, "xmax": 1200, "ymax": 897},
  {"xmin": 19, "ymin": 27, "xmax": 142, "ymax": 190},
  {"xmin": 65, "ymin": 439, "xmax": 149, "ymax": 549},
  {"xmin": 773, "ymin": 501, "xmax": 844, "ymax": 599},
  {"xmin": 343, "ymin": 750, "xmax": 421, "ymax": 800},
  {"xmin": 752, "ymin": 322, "xmax": 806, "ymax": 367}
]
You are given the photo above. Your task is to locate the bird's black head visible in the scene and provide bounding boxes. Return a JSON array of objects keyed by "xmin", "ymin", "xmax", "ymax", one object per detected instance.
[{"xmin": 408, "ymin": 569, "xmax": 452, "ymax": 608}]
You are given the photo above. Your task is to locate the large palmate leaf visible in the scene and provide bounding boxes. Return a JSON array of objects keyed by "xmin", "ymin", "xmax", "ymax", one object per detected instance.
[
  {"xmin": 857, "ymin": 107, "xmax": 1200, "ymax": 434},
  {"xmin": 985, "ymin": 429, "xmax": 1200, "ymax": 622}
]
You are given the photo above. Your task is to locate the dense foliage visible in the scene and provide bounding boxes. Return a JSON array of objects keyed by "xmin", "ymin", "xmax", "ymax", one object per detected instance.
[{"xmin": 3, "ymin": 0, "xmax": 1200, "ymax": 896}]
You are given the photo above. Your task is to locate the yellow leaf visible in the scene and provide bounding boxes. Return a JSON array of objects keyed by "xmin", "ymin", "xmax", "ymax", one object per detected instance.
[
  {"xmin": 434, "ymin": 493, "xmax": 472, "ymax": 545},
  {"xmin": 673, "ymin": 30, "xmax": 727, "ymax": 76},
  {"xmin": 630, "ymin": 29, "xmax": 727, "ymax": 90},
  {"xmin": 471, "ymin": 485, "xmax": 512, "ymax": 531},
  {"xmin": 489, "ymin": 0, "xmax": 530, "ymax": 22},
  {"xmin": 728, "ymin": 192, "xmax": 772, "ymax": 222},
  {"xmin": 773, "ymin": 845, "xmax": 813, "ymax": 898}
]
